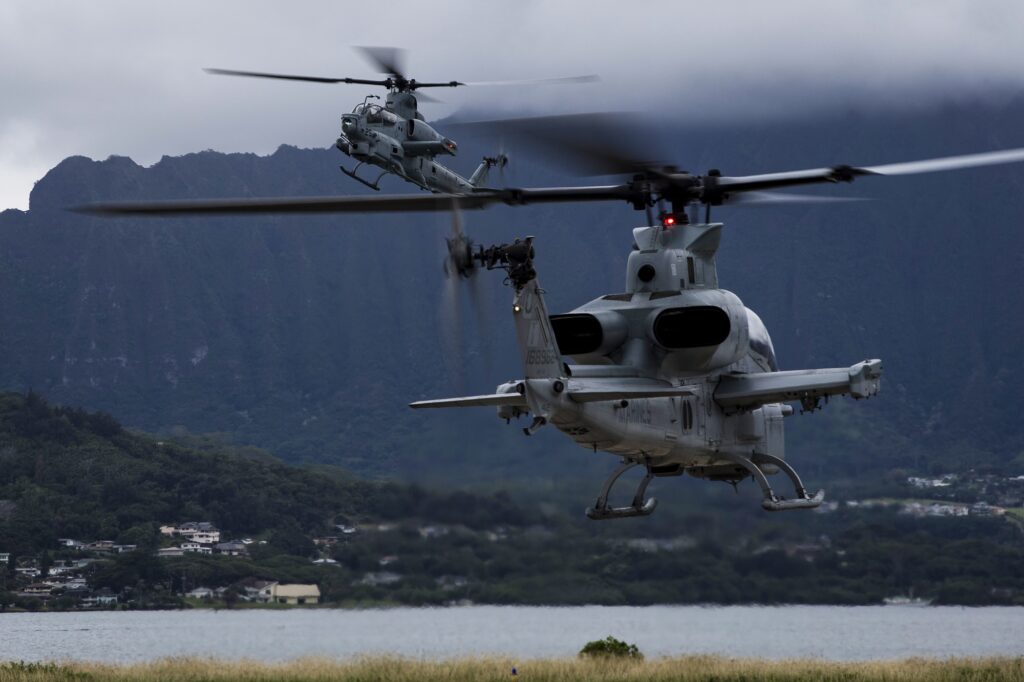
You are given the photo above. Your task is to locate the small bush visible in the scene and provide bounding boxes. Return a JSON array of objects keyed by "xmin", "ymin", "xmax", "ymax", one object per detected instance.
[{"xmin": 579, "ymin": 636, "xmax": 643, "ymax": 660}]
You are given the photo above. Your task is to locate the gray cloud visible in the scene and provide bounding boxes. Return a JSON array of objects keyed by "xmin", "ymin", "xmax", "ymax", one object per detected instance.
[{"xmin": 2, "ymin": 0, "xmax": 1024, "ymax": 209}]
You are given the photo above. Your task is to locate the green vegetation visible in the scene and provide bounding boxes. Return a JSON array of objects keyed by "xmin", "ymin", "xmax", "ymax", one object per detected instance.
[
  {"xmin": 579, "ymin": 636, "xmax": 643, "ymax": 660},
  {"xmin": 1, "ymin": 657, "xmax": 1023, "ymax": 682},
  {"xmin": 2, "ymin": 391, "xmax": 1024, "ymax": 608}
]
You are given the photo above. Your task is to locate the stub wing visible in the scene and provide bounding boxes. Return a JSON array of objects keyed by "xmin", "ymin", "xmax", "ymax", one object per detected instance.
[
  {"xmin": 409, "ymin": 393, "xmax": 528, "ymax": 409},
  {"xmin": 714, "ymin": 359, "xmax": 882, "ymax": 411},
  {"xmin": 410, "ymin": 378, "xmax": 697, "ymax": 410},
  {"xmin": 565, "ymin": 378, "xmax": 697, "ymax": 403}
]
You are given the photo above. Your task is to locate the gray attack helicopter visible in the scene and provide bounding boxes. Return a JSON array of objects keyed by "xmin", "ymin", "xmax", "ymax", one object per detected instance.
[
  {"xmin": 76, "ymin": 117, "xmax": 1024, "ymax": 519},
  {"xmin": 206, "ymin": 46, "xmax": 596, "ymax": 192}
]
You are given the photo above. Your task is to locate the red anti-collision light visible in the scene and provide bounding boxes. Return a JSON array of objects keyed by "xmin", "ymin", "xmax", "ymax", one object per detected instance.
[{"xmin": 663, "ymin": 215, "xmax": 676, "ymax": 227}]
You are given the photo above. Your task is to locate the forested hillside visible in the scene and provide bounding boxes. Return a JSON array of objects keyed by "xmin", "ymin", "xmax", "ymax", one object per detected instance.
[{"xmin": 2, "ymin": 392, "xmax": 1022, "ymax": 608}]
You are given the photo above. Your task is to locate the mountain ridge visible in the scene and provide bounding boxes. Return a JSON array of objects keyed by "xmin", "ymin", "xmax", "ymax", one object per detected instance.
[{"xmin": 2, "ymin": 100, "xmax": 1023, "ymax": 482}]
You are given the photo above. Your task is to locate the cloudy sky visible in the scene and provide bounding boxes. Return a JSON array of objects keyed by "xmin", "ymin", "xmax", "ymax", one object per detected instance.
[{"xmin": 2, "ymin": 0, "xmax": 1024, "ymax": 210}]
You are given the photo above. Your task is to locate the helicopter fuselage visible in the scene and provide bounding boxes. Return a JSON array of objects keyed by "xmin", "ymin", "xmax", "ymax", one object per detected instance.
[
  {"xmin": 413, "ymin": 223, "xmax": 882, "ymax": 516},
  {"xmin": 336, "ymin": 91, "xmax": 498, "ymax": 193}
]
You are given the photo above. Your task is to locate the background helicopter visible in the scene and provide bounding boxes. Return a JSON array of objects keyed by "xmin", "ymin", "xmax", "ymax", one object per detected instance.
[
  {"xmin": 77, "ymin": 115, "xmax": 1024, "ymax": 517},
  {"xmin": 206, "ymin": 46, "xmax": 596, "ymax": 192}
]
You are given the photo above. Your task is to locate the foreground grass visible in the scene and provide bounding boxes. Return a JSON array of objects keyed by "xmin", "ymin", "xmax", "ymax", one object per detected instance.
[{"xmin": 1, "ymin": 657, "xmax": 1023, "ymax": 682}]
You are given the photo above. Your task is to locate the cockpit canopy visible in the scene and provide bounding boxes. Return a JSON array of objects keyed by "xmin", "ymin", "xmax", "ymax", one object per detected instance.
[
  {"xmin": 352, "ymin": 103, "xmax": 398, "ymax": 126},
  {"xmin": 745, "ymin": 308, "xmax": 778, "ymax": 371}
]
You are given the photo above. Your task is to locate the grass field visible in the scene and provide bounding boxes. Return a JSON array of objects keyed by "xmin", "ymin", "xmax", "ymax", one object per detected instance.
[{"xmin": 1, "ymin": 657, "xmax": 1022, "ymax": 682}]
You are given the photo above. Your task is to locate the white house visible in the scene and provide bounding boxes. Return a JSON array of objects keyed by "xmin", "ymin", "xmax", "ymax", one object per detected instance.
[{"xmin": 162, "ymin": 522, "xmax": 221, "ymax": 544}]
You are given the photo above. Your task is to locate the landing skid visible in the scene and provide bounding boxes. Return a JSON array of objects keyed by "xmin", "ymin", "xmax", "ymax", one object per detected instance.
[
  {"xmin": 585, "ymin": 460, "xmax": 658, "ymax": 520},
  {"xmin": 719, "ymin": 451, "xmax": 824, "ymax": 511},
  {"xmin": 339, "ymin": 162, "xmax": 387, "ymax": 191}
]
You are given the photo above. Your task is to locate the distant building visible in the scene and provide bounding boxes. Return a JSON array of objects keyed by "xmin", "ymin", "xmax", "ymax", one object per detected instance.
[
  {"xmin": 161, "ymin": 522, "xmax": 221, "ymax": 544},
  {"xmin": 82, "ymin": 590, "xmax": 117, "ymax": 607},
  {"xmin": 19, "ymin": 583, "xmax": 53, "ymax": 598},
  {"xmin": 214, "ymin": 541, "xmax": 248, "ymax": 557},
  {"xmin": 156, "ymin": 547, "xmax": 185, "ymax": 558},
  {"xmin": 240, "ymin": 577, "xmax": 280, "ymax": 598},
  {"xmin": 178, "ymin": 542, "xmax": 212, "ymax": 555},
  {"xmin": 313, "ymin": 536, "xmax": 339, "ymax": 547},
  {"xmin": 269, "ymin": 584, "xmax": 320, "ymax": 605},
  {"xmin": 0, "ymin": 552, "xmax": 10, "ymax": 564}
]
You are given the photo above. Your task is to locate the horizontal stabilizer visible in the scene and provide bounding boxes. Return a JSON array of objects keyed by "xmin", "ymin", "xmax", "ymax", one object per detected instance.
[
  {"xmin": 567, "ymin": 378, "xmax": 697, "ymax": 403},
  {"xmin": 409, "ymin": 393, "xmax": 528, "ymax": 409},
  {"xmin": 715, "ymin": 359, "xmax": 882, "ymax": 410}
]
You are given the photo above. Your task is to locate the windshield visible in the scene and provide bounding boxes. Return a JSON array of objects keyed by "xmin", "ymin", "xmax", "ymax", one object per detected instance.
[{"xmin": 745, "ymin": 308, "xmax": 778, "ymax": 371}]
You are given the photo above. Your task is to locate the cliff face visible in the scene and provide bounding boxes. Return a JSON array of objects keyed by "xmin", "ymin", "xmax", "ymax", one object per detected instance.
[{"xmin": 2, "ymin": 100, "xmax": 1023, "ymax": 480}]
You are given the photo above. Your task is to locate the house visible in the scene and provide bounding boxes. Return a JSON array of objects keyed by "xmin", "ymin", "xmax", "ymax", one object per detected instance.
[
  {"xmin": 237, "ymin": 578, "xmax": 277, "ymax": 602},
  {"xmin": 269, "ymin": 583, "xmax": 320, "ymax": 605},
  {"xmin": 313, "ymin": 536, "xmax": 339, "ymax": 547},
  {"xmin": 19, "ymin": 583, "xmax": 53, "ymax": 598},
  {"xmin": 156, "ymin": 547, "xmax": 185, "ymax": 558},
  {"xmin": 186, "ymin": 587, "xmax": 215, "ymax": 599},
  {"xmin": 15, "ymin": 566, "xmax": 41, "ymax": 578},
  {"xmin": 85, "ymin": 540, "xmax": 115, "ymax": 553},
  {"xmin": 161, "ymin": 522, "xmax": 222, "ymax": 544},
  {"xmin": 57, "ymin": 538, "xmax": 84, "ymax": 549},
  {"xmin": 82, "ymin": 589, "xmax": 117, "ymax": 606},
  {"xmin": 214, "ymin": 541, "xmax": 248, "ymax": 556},
  {"xmin": 179, "ymin": 542, "xmax": 212, "ymax": 555},
  {"xmin": 177, "ymin": 522, "xmax": 221, "ymax": 544},
  {"xmin": 0, "ymin": 552, "xmax": 10, "ymax": 564},
  {"xmin": 112, "ymin": 544, "xmax": 137, "ymax": 554}
]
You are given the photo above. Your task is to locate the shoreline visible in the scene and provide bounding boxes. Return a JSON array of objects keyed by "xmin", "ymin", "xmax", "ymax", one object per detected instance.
[{"xmin": 2, "ymin": 656, "xmax": 1023, "ymax": 682}]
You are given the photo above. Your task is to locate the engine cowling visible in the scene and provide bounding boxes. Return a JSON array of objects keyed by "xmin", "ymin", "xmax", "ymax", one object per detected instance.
[
  {"xmin": 549, "ymin": 311, "xmax": 628, "ymax": 363},
  {"xmin": 646, "ymin": 292, "xmax": 749, "ymax": 373}
]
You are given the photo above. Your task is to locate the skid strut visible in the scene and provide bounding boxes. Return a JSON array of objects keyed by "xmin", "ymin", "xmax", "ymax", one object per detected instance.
[
  {"xmin": 586, "ymin": 460, "xmax": 658, "ymax": 520},
  {"xmin": 339, "ymin": 162, "xmax": 387, "ymax": 191},
  {"xmin": 719, "ymin": 452, "xmax": 824, "ymax": 511}
]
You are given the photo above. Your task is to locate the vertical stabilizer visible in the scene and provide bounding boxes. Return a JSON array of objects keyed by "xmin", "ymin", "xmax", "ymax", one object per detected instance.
[{"xmin": 513, "ymin": 278, "xmax": 563, "ymax": 379}]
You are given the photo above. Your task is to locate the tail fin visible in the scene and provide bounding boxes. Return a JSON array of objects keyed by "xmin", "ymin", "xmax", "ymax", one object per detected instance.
[{"xmin": 513, "ymin": 278, "xmax": 564, "ymax": 379}]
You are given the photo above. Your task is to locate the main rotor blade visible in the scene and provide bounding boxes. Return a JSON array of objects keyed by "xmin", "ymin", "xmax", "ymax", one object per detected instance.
[
  {"xmin": 713, "ymin": 147, "xmax": 1024, "ymax": 197},
  {"xmin": 460, "ymin": 75, "xmax": 600, "ymax": 87},
  {"xmin": 354, "ymin": 46, "xmax": 407, "ymax": 79},
  {"xmin": 73, "ymin": 185, "xmax": 639, "ymax": 217},
  {"xmin": 204, "ymin": 68, "xmax": 388, "ymax": 87},
  {"xmin": 408, "ymin": 81, "xmax": 464, "ymax": 90},
  {"xmin": 73, "ymin": 194, "xmax": 496, "ymax": 216},
  {"xmin": 860, "ymin": 147, "xmax": 1024, "ymax": 176},
  {"xmin": 724, "ymin": 191, "xmax": 870, "ymax": 206}
]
